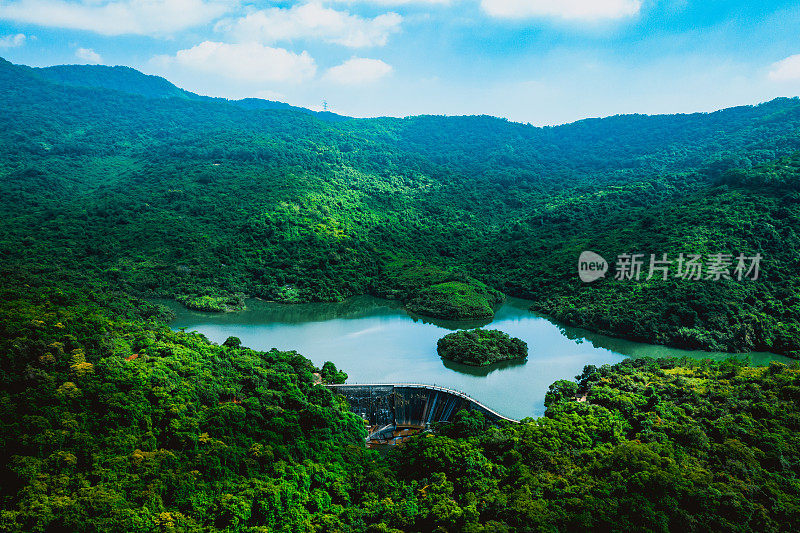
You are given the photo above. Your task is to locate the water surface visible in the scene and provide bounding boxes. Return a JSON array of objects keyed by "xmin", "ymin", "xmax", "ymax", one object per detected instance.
[{"xmin": 165, "ymin": 296, "xmax": 793, "ymax": 419}]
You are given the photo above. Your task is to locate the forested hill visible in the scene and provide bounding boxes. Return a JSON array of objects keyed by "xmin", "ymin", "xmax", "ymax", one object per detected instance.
[
  {"xmin": 27, "ymin": 62, "xmax": 343, "ymax": 118},
  {"xmin": 1, "ymin": 57, "xmax": 799, "ymax": 355},
  {"xmin": 2, "ymin": 57, "xmax": 800, "ymax": 532},
  {"xmin": 33, "ymin": 64, "xmax": 197, "ymax": 100}
]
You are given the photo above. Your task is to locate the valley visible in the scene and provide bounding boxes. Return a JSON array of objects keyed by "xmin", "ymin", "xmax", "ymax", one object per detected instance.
[{"xmin": 1, "ymin": 57, "xmax": 799, "ymax": 532}]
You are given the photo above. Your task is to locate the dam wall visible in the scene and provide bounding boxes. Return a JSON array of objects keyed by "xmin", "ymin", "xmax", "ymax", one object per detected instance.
[{"xmin": 327, "ymin": 383, "xmax": 518, "ymax": 431}]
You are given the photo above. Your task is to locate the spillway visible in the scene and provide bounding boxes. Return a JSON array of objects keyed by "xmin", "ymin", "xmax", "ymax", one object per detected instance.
[{"xmin": 327, "ymin": 383, "xmax": 518, "ymax": 443}]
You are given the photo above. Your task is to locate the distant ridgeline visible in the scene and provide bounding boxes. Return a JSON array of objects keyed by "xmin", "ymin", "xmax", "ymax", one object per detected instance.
[
  {"xmin": 1, "ymin": 56, "xmax": 799, "ymax": 354},
  {"xmin": 31, "ymin": 63, "xmax": 346, "ymax": 119}
]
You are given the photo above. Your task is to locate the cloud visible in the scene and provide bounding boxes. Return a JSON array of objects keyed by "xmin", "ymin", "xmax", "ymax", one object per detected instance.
[
  {"xmin": 768, "ymin": 54, "xmax": 800, "ymax": 82},
  {"xmin": 0, "ymin": 33, "xmax": 26, "ymax": 48},
  {"xmin": 480, "ymin": 0, "xmax": 641, "ymax": 21},
  {"xmin": 152, "ymin": 41, "xmax": 317, "ymax": 83},
  {"xmin": 0, "ymin": 0, "xmax": 230, "ymax": 36},
  {"xmin": 219, "ymin": 2, "xmax": 402, "ymax": 48},
  {"xmin": 325, "ymin": 57, "xmax": 392, "ymax": 84},
  {"xmin": 75, "ymin": 47, "xmax": 102, "ymax": 64},
  {"xmin": 254, "ymin": 89, "xmax": 287, "ymax": 102},
  {"xmin": 335, "ymin": 0, "xmax": 450, "ymax": 4}
]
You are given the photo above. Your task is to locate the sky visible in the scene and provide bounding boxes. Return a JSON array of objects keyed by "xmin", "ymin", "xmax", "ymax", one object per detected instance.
[{"xmin": 1, "ymin": 1, "xmax": 800, "ymax": 125}]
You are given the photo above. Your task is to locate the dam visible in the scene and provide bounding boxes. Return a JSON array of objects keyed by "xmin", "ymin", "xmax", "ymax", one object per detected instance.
[{"xmin": 326, "ymin": 383, "xmax": 518, "ymax": 445}]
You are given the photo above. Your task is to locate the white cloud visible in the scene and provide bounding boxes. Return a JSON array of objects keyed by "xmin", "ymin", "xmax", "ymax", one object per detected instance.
[
  {"xmin": 219, "ymin": 2, "xmax": 402, "ymax": 48},
  {"xmin": 336, "ymin": 0, "xmax": 450, "ymax": 4},
  {"xmin": 75, "ymin": 47, "xmax": 102, "ymax": 64},
  {"xmin": 480, "ymin": 0, "xmax": 641, "ymax": 21},
  {"xmin": 0, "ymin": 0, "xmax": 230, "ymax": 36},
  {"xmin": 768, "ymin": 54, "xmax": 800, "ymax": 82},
  {"xmin": 325, "ymin": 57, "xmax": 392, "ymax": 84},
  {"xmin": 152, "ymin": 41, "xmax": 317, "ymax": 83},
  {"xmin": 0, "ymin": 33, "xmax": 26, "ymax": 48},
  {"xmin": 254, "ymin": 89, "xmax": 287, "ymax": 101}
]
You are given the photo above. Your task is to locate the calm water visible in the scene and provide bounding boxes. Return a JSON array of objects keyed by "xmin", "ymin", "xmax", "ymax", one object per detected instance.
[{"xmin": 165, "ymin": 296, "xmax": 794, "ymax": 420}]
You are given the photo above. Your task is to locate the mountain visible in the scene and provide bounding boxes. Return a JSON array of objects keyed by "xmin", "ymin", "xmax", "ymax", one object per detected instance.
[
  {"xmin": 0, "ymin": 56, "xmax": 799, "ymax": 356},
  {"xmin": 26, "ymin": 61, "xmax": 345, "ymax": 119},
  {"xmin": 2, "ymin": 57, "xmax": 800, "ymax": 532},
  {"xmin": 33, "ymin": 64, "xmax": 198, "ymax": 100}
]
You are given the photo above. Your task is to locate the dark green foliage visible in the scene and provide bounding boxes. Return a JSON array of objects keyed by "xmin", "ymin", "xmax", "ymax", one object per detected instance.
[
  {"xmin": 437, "ymin": 329, "xmax": 528, "ymax": 366},
  {"xmin": 222, "ymin": 336, "xmax": 241, "ymax": 348},
  {"xmin": 321, "ymin": 361, "xmax": 348, "ymax": 384},
  {"xmin": 176, "ymin": 293, "xmax": 246, "ymax": 312},
  {"xmin": 2, "ymin": 57, "xmax": 800, "ymax": 531},
  {"xmin": 434, "ymin": 409, "xmax": 488, "ymax": 439},
  {"xmin": 1, "ymin": 59, "xmax": 800, "ymax": 350},
  {"xmin": 543, "ymin": 379, "xmax": 579, "ymax": 406},
  {"xmin": 363, "ymin": 358, "xmax": 800, "ymax": 532},
  {"xmin": 3, "ymin": 275, "xmax": 798, "ymax": 532},
  {"xmin": 0, "ymin": 275, "xmax": 367, "ymax": 532},
  {"xmin": 31, "ymin": 63, "xmax": 344, "ymax": 118},
  {"xmin": 373, "ymin": 258, "xmax": 504, "ymax": 319},
  {"xmin": 407, "ymin": 282, "xmax": 502, "ymax": 320},
  {"xmin": 33, "ymin": 64, "xmax": 198, "ymax": 100}
]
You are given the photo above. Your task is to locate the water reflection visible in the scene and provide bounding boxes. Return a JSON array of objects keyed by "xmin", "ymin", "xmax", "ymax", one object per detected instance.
[
  {"xmin": 164, "ymin": 295, "xmax": 794, "ymax": 419},
  {"xmin": 407, "ymin": 314, "xmax": 494, "ymax": 330},
  {"xmin": 534, "ymin": 313, "xmax": 783, "ymax": 365},
  {"xmin": 160, "ymin": 295, "xmax": 405, "ymax": 324},
  {"xmin": 440, "ymin": 356, "xmax": 528, "ymax": 376}
]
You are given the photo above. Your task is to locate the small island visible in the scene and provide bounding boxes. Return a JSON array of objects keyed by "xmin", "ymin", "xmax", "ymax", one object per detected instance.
[
  {"xmin": 406, "ymin": 281, "xmax": 504, "ymax": 320},
  {"xmin": 176, "ymin": 293, "xmax": 246, "ymax": 312},
  {"xmin": 372, "ymin": 258, "xmax": 505, "ymax": 321},
  {"xmin": 437, "ymin": 329, "xmax": 528, "ymax": 366}
]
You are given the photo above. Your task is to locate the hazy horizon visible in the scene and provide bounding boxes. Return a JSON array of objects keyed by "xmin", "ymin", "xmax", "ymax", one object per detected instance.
[
  {"xmin": 1, "ymin": 1, "xmax": 800, "ymax": 126},
  {"xmin": 7, "ymin": 56, "xmax": 798, "ymax": 128}
]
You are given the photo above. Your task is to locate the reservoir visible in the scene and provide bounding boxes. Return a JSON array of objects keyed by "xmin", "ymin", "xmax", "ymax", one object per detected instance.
[{"xmin": 165, "ymin": 296, "xmax": 794, "ymax": 420}]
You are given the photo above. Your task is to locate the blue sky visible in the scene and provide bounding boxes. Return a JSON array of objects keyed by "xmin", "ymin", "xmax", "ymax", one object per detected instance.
[{"xmin": 1, "ymin": 1, "xmax": 799, "ymax": 125}]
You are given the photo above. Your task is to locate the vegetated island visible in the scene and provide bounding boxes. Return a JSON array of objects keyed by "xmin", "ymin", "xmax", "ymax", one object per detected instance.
[
  {"xmin": 437, "ymin": 329, "xmax": 528, "ymax": 366},
  {"xmin": 372, "ymin": 257, "xmax": 505, "ymax": 320},
  {"xmin": 176, "ymin": 293, "xmax": 245, "ymax": 312}
]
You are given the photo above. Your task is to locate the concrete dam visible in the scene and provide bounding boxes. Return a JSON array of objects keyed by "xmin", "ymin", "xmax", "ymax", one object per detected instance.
[{"xmin": 327, "ymin": 383, "xmax": 518, "ymax": 445}]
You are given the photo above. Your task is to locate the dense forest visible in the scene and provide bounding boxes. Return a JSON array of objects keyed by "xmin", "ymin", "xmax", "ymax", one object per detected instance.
[
  {"xmin": 2, "ymin": 274, "xmax": 798, "ymax": 531},
  {"xmin": 2, "ymin": 57, "xmax": 800, "ymax": 530},
  {"xmin": 1, "ymin": 57, "xmax": 799, "ymax": 353}
]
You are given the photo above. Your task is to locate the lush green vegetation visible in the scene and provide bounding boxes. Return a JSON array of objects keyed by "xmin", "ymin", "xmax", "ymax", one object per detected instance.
[
  {"xmin": 1, "ymin": 58, "xmax": 799, "ymax": 352},
  {"xmin": 2, "ymin": 274, "xmax": 798, "ymax": 531},
  {"xmin": 31, "ymin": 64, "xmax": 342, "ymax": 118},
  {"xmin": 0, "ymin": 275, "xmax": 366, "ymax": 532},
  {"xmin": 2, "ymin": 57, "xmax": 800, "ymax": 531},
  {"xmin": 176, "ymin": 294, "xmax": 246, "ymax": 312},
  {"xmin": 320, "ymin": 361, "xmax": 348, "ymax": 384},
  {"xmin": 366, "ymin": 357, "xmax": 800, "ymax": 532},
  {"xmin": 438, "ymin": 329, "xmax": 528, "ymax": 366},
  {"xmin": 371, "ymin": 258, "xmax": 503, "ymax": 319},
  {"xmin": 408, "ymin": 282, "xmax": 501, "ymax": 320}
]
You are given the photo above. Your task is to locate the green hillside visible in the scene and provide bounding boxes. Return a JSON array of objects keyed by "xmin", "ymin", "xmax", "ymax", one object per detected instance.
[
  {"xmin": 33, "ymin": 64, "xmax": 197, "ymax": 100},
  {"xmin": 1, "ymin": 57, "xmax": 800, "ymax": 532},
  {"xmin": 1, "ymin": 57, "xmax": 798, "ymax": 353},
  {"xmin": 31, "ymin": 63, "xmax": 342, "ymax": 118}
]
